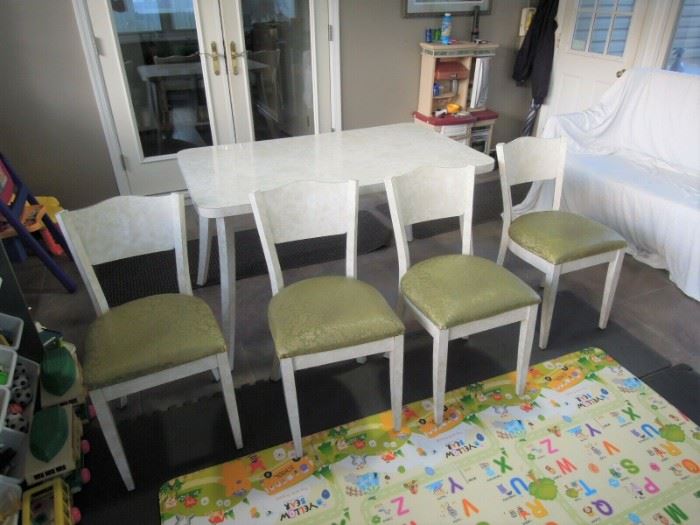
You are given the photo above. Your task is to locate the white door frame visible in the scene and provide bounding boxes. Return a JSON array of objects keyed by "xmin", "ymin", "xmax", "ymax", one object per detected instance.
[
  {"xmin": 72, "ymin": 0, "xmax": 343, "ymax": 196},
  {"xmin": 633, "ymin": 0, "xmax": 685, "ymax": 68},
  {"xmin": 72, "ymin": 0, "xmax": 130, "ymax": 194}
]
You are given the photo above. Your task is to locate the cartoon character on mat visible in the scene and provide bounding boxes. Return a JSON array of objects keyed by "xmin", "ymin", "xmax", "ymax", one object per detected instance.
[
  {"xmin": 249, "ymin": 455, "xmax": 267, "ymax": 474},
  {"xmin": 221, "ymin": 460, "xmax": 253, "ymax": 498},
  {"xmin": 261, "ymin": 456, "xmax": 315, "ymax": 495}
]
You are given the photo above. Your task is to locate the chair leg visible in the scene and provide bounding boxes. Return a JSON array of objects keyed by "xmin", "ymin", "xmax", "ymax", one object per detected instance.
[
  {"xmin": 216, "ymin": 353, "xmax": 243, "ymax": 449},
  {"xmin": 599, "ymin": 250, "xmax": 624, "ymax": 329},
  {"xmin": 196, "ymin": 216, "xmax": 212, "ymax": 286},
  {"xmin": 355, "ymin": 356, "xmax": 367, "ymax": 364},
  {"xmin": 389, "ymin": 335, "xmax": 404, "ymax": 431},
  {"xmin": 539, "ymin": 266, "xmax": 561, "ymax": 349},
  {"xmin": 396, "ymin": 294, "xmax": 407, "ymax": 322},
  {"xmin": 432, "ymin": 330, "xmax": 449, "ymax": 426},
  {"xmin": 270, "ymin": 355, "xmax": 282, "ymax": 382},
  {"xmin": 90, "ymin": 389, "xmax": 134, "ymax": 491},
  {"xmin": 515, "ymin": 305, "xmax": 538, "ymax": 396},
  {"xmin": 497, "ymin": 229, "xmax": 509, "ymax": 266},
  {"xmin": 280, "ymin": 358, "xmax": 303, "ymax": 458},
  {"xmin": 405, "ymin": 224, "xmax": 413, "ymax": 242}
]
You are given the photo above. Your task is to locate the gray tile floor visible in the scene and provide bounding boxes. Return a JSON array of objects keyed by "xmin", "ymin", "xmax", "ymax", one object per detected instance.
[{"xmin": 13, "ymin": 211, "xmax": 700, "ymax": 421}]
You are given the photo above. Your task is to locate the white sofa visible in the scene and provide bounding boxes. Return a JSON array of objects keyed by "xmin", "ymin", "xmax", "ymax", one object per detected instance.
[{"xmin": 515, "ymin": 68, "xmax": 700, "ymax": 301}]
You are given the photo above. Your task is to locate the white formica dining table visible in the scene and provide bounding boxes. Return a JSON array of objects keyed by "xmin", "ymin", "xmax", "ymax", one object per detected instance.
[{"xmin": 177, "ymin": 122, "xmax": 495, "ymax": 363}]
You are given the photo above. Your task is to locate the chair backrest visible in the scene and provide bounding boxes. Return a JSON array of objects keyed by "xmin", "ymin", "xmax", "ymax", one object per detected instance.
[
  {"xmin": 57, "ymin": 193, "xmax": 191, "ymax": 316},
  {"xmin": 250, "ymin": 180, "xmax": 358, "ymax": 295},
  {"xmin": 496, "ymin": 137, "xmax": 567, "ymax": 226},
  {"xmin": 385, "ymin": 166, "xmax": 475, "ymax": 280}
]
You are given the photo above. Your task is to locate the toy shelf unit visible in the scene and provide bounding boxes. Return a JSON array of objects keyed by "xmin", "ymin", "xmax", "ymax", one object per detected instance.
[{"xmin": 415, "ymin": 41, "xmax": 498, "ymax": 151}]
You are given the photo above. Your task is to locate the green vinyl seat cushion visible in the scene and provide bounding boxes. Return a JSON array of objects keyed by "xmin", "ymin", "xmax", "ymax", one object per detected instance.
[
  {"xmin": 268, "ymin": 276, "xmax": 404, "ymax": 359},
  {"xmin": 400, "ymin": 255, "xmax": 540, "ymax": 329},
  {"xmin": 509, "ymin": 211, "xmax": 627, "ymax": 265},
  {"xmin": 83, "ymin": 294, "xmax": 225, "ymax": 389}
]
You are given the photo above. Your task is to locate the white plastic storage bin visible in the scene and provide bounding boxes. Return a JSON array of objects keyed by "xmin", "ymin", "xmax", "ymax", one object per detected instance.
[{"xmin": 0, "ymin": 315, "xmax": 22, "ymax": 353}]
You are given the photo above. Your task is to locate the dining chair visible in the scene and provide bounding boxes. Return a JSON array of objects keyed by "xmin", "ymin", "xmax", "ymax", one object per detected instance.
[
  {"xmin": 57, "ymin": 193, "xmax": 242, "ymax": 491},
  {"xmin": 385, "ymin": 166, "xmax": 540, "ymax": 426},
  {"xmin": 496, "ymin": 136, "xmax": 627, "ymax": 349},
  {"xmin": 250, "ymin": 180, "xmax": 405, "ymax": 458}
]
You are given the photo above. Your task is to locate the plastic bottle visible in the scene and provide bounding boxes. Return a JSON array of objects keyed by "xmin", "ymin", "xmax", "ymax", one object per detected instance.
[
  {"xmin": 425, "ymin": 28, "xmax": 432, "ymax": 43},
  {"xmin": 441, "ymin": 12, "xmax": 452, "ymax": 45}
]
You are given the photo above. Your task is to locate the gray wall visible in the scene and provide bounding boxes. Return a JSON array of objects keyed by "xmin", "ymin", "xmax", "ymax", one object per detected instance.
[
  {"xmin": 0, "ymin": 0, "xmax": 118, "ymax": 209},
  {"xmin": 340, "ymin": 0, "xmax": 532, "ymax": 145},
  {"xmin": 0, "ymin": 1, "xmax": 530, "ymax": 209}
]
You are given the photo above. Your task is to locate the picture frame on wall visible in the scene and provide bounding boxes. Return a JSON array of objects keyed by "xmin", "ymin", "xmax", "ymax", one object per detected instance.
[{"xmin": 403, "ymin": 0, "xmax": 491, "ymax": 17}]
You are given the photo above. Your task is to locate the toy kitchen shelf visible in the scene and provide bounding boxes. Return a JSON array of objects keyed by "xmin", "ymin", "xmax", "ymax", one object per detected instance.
[{"xmin": 415, "ymin": 41, "xmax": 499, "ymax": 153}]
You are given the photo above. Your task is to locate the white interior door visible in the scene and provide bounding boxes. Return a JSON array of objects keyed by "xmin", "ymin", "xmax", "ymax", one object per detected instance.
[
  {"xmin": 88, "ymin": 0, "xmax": 235, "ymax": 195},
  {"xmin": 539, "ymin": 0, "xmax": 648, "ymax": 130}
]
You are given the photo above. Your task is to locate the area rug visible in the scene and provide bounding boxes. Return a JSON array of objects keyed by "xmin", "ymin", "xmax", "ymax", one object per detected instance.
[{"xmin": 159, "ymin": 348, "xmax": 700, "ymax": 524}]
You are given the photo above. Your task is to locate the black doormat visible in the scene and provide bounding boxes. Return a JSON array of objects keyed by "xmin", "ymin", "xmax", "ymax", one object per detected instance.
[
  {"xmin": 94, "ymin": 210, "xmax": 391, "ymax": 307},
  {"xmin": 72, "ymin": 291, "xmax": 685, "ymax": 525}
]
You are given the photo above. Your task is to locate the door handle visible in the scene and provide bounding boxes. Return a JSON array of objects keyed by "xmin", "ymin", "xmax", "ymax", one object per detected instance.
[
  {"xmin": 230, "ymin": 42, "xmax": 246, "ymax": 76},
  {"xmin": 616, "ymin": 68, "xmax": 626, "ymax": 78},
  {"xmin": 210, "ymin": 42, "xmax": 221, "ymax": 75}
]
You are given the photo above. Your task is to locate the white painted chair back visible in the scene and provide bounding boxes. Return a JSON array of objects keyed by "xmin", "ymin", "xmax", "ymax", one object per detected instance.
[
  {"xmin": 385, "ymin": 166, "xmax": 475, "ymax": 280},
  {"xmin": 57, "ymin": 193, "xmax": 192, "ymax": 316},
  {"xmin": 496, "ymin": 137, "xmax": 567, "ymax": 227},
  {"xmin": 250, "ymin": 180, "xmax": 359, "ymax": 295}
]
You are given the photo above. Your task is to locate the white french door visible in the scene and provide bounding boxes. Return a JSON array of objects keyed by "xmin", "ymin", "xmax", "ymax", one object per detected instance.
[
  {"xmin": 85, "ymin": 0, "xmax": 336, "ymax": 196},
  {"xmin": 538, "ymin": 0, "xmax": 648, "ymax": 132}
]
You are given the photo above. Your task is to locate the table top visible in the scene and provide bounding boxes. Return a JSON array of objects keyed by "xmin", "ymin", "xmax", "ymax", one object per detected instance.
[{"xmin": 178, "ymin": 123, "xmax": 495, "ymax": 218}]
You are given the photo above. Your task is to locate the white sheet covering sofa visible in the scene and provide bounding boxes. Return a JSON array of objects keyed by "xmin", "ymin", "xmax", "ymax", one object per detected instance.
[{"xmin": 514, "ymin": 68, "xmax": 700, "ymax": 300}]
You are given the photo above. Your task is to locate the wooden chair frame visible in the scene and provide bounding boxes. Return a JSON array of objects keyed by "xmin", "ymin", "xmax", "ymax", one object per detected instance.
[
  {"xmin": 496, "ymin": 137, "xmax": 625, "ymax": 349},
  {"xmin": 250, "ymin": 180, "xmax": 404, "ymax": 458},
  {"xmin": 57, "ymin": 193, "xmax": 242, "ymax": 491},
  {"xmin": 385, "ymin": 166, "xmax": 537, "ymax": 427}
]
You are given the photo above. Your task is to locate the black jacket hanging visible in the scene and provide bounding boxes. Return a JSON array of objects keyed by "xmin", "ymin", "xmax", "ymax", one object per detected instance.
[{"xmin": 513, "ymin": 0, "xmax": 560, "ymax": 105}]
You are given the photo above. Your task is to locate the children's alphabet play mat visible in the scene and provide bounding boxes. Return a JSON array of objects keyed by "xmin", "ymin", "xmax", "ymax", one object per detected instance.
[{"xmin": 159, "ymin": 348, "xmax": 700, "ymax": 524}]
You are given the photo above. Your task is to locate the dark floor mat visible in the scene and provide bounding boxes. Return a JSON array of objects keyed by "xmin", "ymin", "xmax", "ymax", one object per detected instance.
[
  {"xmin": 74, "ymin": 291, "xmax": 677, "ymax": 524},
  {"xmin": 642, "ymin": 364, "xmax": 700, "ymax": 424},
  {"xmin": 94, "ymin": 210, "xmax": 391, "ymax": 307}
]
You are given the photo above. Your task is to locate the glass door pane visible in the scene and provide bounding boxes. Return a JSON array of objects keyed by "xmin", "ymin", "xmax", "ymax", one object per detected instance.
[
  {"xmin": 110, "ymin": 0, "xmax": 214, "ymax": 157},
  {"xmin": 241, "ymin": 0, "xmax": 315, "ymax": 140}
]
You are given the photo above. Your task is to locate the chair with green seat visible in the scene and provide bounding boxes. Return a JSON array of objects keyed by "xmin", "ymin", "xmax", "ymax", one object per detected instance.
[
  {"xmin": 250, "ymin": 180, "xmax": 405, "ymax": 459},
  {"xmin": 57, "ymin": 193, "xmax": 242, "ymax": 491},
  {"xmin": 385, "ymin": 166, "xmax": 540, "ymax": 427},
  {"xmin": 496, "ymin": 136, "xmax": 627, "ymax": 349}
]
